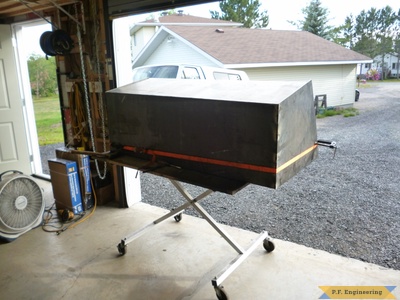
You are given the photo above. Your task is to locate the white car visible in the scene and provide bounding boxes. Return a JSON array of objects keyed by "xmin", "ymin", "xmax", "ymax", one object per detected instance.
[{"xmin": 132, "ymin": 64, "xmax": 249, "ymax": 81}]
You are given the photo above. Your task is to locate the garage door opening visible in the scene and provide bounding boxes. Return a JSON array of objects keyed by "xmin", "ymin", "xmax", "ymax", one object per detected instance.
[{"xmin": 13, "ymin": 20, "xmax": 63, "ymax": 177}]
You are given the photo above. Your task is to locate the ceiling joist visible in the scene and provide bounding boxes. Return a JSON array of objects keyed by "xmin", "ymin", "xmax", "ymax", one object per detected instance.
[
  {"xmin": 0, "ymin": 0, "xmax": 218, "ymax": 21},
  {"xmin": 0, "ymin": 0, "xmax": 77, "ymax": 20}
]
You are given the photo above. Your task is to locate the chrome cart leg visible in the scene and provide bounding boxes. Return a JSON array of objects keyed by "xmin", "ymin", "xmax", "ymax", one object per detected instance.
[
  {"xmin": 211, "ymin": 231, "xmax": 272, "ymax": 289},
  {"xmin": 170, "ymin": 180, "xmax": 246, "ymax": 254},
  {"xmin": 117, "ymin": 184, "xmax": 214, "ymax": 255}
]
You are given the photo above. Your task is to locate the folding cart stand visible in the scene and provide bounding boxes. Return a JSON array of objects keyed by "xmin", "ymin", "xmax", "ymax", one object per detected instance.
[
  {"xmin": 102, "ymin": 79, "xmax": 329, "ymax": 299},
  {"xmin": 116, "ymin": 177, "xmax": 274, "ymax": 300}
]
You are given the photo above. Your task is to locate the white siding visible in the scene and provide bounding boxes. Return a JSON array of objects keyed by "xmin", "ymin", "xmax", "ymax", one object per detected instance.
[
  {"xmin": 131, "ymin": 27, "xmax": 157, "ymax": 61},
  {"xmin": 373, "ymin": 54, "xmax": 400, "ymax": 76},
  {"xmin": 144, "ymin": 37, "xmax": 218, "ymax": 67},
  {"xmin": 242, "ymin": 65, "xmax": 357, "ymax": 107}
]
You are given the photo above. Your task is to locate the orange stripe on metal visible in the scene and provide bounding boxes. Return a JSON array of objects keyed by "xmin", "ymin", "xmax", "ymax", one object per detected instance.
[
  {"xmin": 149, "ymin": 149, "xmax": 277, "ymax": 173},
  {"xmin": 123, "ymin": 144, "xmax": 317, "ymax": 174}
]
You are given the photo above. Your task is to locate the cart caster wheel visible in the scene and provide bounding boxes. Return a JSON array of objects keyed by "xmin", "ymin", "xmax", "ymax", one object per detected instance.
[
  {"xmin": 263, "ymin": 238, "xmax": 275, "ymax": 252},
  {"xmin": 214, "ymin": 285, "xmax": 229, "ymax": 300},
  {"xmin": 117, "ymin": 241, "xmax": 127, "ymax": 255},
  {"xmin": 174, "ymin": 213, "xmax": 183, "ymax": 222}
]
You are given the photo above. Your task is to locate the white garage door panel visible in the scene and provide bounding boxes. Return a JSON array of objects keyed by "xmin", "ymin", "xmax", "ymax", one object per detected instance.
[
  {"xmin": 0, "ymin": 123, "xmax": 18, "ymax": 162},
  {"xmin": 245, "ymin": 65, "xmax": 357, "ymax": 107}
]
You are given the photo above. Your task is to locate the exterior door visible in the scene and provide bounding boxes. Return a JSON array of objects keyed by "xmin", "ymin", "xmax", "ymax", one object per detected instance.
[{"xmin": 0, "ymin": 24, "xmax": 31, "ymax": 174}]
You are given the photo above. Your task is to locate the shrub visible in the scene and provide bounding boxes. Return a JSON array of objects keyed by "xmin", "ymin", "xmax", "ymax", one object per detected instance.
[
  {"xmin": 317, "ymin": 107, "xmax": 359, "ymax": 118},
  {"xmin": 366, "ymin": 69, "xmax": 380, "ymax": 80}
]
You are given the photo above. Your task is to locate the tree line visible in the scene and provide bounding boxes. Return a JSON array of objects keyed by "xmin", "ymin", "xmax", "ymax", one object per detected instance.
[
  {"xmin": 27, "ymin": 54, "xmax": 58, "ymax": 98},
  {"xmin": 211, "ymin": 0, "xmax": 400, "ymax": 78},
  {"xmin": 340, "ymin": 6, "xmax": 399, "ymax": 78}
]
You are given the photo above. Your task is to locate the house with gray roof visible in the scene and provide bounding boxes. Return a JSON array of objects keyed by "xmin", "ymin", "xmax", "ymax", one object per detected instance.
[{"xmin": 131, "ymin": 15, "xmax": 372, "ymax": 107}]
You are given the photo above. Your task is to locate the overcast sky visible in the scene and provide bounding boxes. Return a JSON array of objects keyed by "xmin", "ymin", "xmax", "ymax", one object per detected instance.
[
  {"xmin": 180, "ymin": 0, "xmax": 400, "ymax": 30},
  {"xmin": 25, "ymin": 0, "xmax": 400, "ymax": 57}
]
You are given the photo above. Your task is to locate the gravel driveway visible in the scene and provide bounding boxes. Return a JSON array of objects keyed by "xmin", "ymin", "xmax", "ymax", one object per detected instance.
[{"xmin": 139, "ymin": 81, "xmax": 400, "ymax": 271}]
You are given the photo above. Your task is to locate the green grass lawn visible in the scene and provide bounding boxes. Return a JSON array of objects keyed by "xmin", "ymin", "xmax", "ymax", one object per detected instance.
[
  {"xmin": 33, "ymin": 96, "xmax": 64, "ymax": 146},
  {"xmin": 317, "ymin": 107, "xmax": 359, "ymax": 118}
]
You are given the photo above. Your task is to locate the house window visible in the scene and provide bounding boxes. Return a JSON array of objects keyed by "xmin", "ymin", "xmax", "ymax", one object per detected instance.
[
  {"xmin": 181, "ymin": 67, "xmax": 200, "ymax": 79},
  {"xmin": 392, "ymin": 63, "xmax": 397, "ymax": 70},
  {"xmin": 365, "ymin": 63, "xmax": 371, "ymax": 69},
  {"xmin": 213, "ymin": 72, "xmax": 242, "ymax": 80}
]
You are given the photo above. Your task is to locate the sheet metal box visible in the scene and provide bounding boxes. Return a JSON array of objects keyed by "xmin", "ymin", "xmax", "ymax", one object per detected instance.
[{"xmin": 105, "ymin": 79, "xmax": 317, "ymax": 191}]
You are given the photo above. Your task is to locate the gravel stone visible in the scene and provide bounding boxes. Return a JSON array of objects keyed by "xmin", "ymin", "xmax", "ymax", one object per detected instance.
[
  {"xmin": 139, "ymin": 81, "xmax": 400, "ymax": 271},
  {"xmin": 40, "ymin": 143, "xmax": 64, "ymax": 174}
]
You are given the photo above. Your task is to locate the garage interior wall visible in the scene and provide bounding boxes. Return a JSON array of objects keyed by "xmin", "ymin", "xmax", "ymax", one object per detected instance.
[
  {"xmin": 0, "ymin": 0, "xmax": 217, "ymax": 206},
  {"xmin": 0, "ymin": 0, "xmax": 218, "ymax": 160}
]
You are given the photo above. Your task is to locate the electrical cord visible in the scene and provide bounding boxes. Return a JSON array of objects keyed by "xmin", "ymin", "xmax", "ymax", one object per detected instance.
[
  {"xmin": 41, "ymin": 176, "xmax": 98, "ymax": 235},
  {"xmin": 42, "ymin": 203, "xmax": 63, "ymax": 232},
  {"xmin": 42, "ymin": 202, "xmax": 85, "ymax": 234},
  {"xmin": 67, "ymin": 176, "xmax": 97, "ymax": 231}
]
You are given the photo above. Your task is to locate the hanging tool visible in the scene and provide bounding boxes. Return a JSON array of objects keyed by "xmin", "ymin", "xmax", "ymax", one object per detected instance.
[{"xmin": 317, "ymin": 139, "xmax": 338, "ymax": 158}]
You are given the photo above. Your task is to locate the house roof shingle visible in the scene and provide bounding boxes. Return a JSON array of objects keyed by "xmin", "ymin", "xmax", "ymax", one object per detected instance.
[{"xmin": 164, "ymin": 26, "xmax": 372, "ymax": 66}]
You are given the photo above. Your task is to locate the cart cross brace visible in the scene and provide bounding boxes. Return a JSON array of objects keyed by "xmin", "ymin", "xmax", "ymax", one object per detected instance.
[{"xmin": 117, "ymin": 179, "xmax": 274, "ymax": 299}]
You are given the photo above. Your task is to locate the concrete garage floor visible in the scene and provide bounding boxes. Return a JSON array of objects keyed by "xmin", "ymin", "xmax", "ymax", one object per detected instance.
[{"xmin": 0, "ymin": 179, "xmax": 399, "ymax": 300}]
